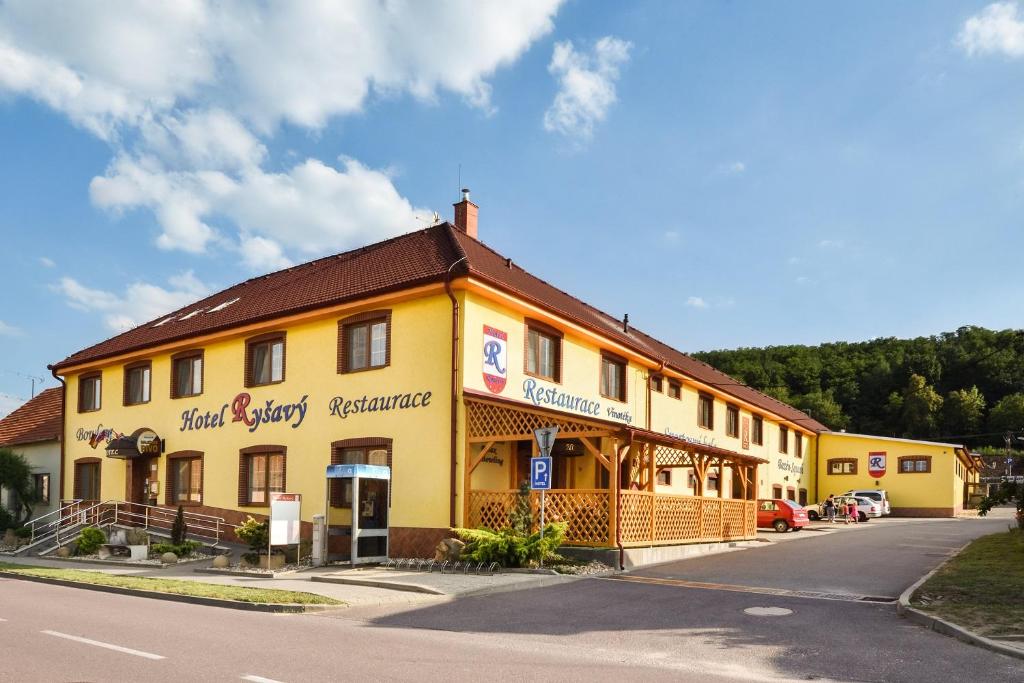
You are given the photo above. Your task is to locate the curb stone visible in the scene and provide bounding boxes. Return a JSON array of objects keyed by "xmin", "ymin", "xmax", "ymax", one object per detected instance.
[
  {"xmin": 0, "ymin": 569, "xmax": 337, "ymax": 613},
  {"xmin": 896, "ymin": 542, "xmax": 1024, "ymax": 661}
]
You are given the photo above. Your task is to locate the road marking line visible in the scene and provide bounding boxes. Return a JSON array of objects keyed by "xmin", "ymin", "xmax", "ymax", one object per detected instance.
[
  {"xmin": 41, "ymin": 630, "xmax": 165, "ymax": 660},
  {"xmin": 242, "ymin": 676, "xmax": 286, "ymax": 683},
  {"xmin": 602, "ymin": 575, "xmax": 896, "ymax": 603}
]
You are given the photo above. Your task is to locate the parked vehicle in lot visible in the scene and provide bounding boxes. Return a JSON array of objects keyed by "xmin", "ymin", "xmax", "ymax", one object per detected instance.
[
  {"xmin": 842, "ymin": 489, "xmax": 891, "ymax": 516},
  {"xmin": 757, "ymin": 498, "xmax": 809, "ymax": 533},
  {"xmin": 805, "ymin": 495, "xmax": 881, "ymax": 522}
]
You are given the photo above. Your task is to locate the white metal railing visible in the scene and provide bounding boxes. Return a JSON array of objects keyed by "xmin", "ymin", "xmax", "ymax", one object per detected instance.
[{"xmin": 21, "ymin": 500, "xmax": 232, "ymax": 547}]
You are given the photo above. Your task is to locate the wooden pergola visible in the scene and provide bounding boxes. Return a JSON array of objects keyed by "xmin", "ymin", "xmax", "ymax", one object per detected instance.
[{"xmin": 464, "ymin": 394, "xmax": 765, "ymax": 546}]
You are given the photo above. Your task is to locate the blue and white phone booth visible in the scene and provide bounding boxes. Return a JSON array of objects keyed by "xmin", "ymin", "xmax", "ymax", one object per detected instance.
[{"xmin": 324, "ymin": 463, "xmax": 390, "ymax": 565}]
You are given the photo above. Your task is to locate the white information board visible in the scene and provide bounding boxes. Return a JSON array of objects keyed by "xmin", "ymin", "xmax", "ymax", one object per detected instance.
[{"xmin": 270, "ymin": 492, "xmax": 301, "ymax": 546}]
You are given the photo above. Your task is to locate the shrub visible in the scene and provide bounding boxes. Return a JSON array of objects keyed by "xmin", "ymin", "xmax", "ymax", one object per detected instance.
[
  {"xmin": 508, "ymin": 482, "xmax": 533, "ymax": 536},
  {"xmin": 453, "ymin": 522, "xmax": 567, "ymax": 568},
  {"xmin": 171, "ymin": 505, "xmax": 187, "ymax": 545},
  {"xmin": 77, "ymin": 527, "xmax": 106, "ymax": 555},
  {"xmin": 235, "ymin": 516, "xmax": 269, "ymax": 555},
  {"xmin": 14, "ymin": 527, "xmax": 32, "ymax": 539},
  {"xmin": 0, "ymin": 506, "xmax": 13, "ymax": 533},
  {"xmin": 151, "ymin": 540, "xmax": 201, "ymax": 557}
]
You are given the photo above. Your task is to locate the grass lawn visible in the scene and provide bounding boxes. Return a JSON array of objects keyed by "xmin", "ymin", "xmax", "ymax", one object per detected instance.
[
  {"xmin": 0, "ymin": 563, "xmax": 343, "ymax": 606},
  {"xmin": 911, "ymin": 528, "xmax": 1024, "ymax": 637}
]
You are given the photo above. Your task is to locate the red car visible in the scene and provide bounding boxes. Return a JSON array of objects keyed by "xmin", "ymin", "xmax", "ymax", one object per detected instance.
[{"xmin": 757, "ymin": 498, "xmax": 809, "ymax": 533}]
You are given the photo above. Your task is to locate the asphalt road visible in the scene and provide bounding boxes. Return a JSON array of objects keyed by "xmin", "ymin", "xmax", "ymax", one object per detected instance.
[
  {"xmin": 633, "ymin": 516, "xmax": 1011, "ymax": 599},
  {"xmin": 1, "ymin": 516, "xmax": 1021, "ymax": 682}
]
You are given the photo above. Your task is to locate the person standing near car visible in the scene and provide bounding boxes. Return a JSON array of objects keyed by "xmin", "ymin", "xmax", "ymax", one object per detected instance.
[
  {"xmin": 839, "ymin": 499, "xmax": 849, "ymax": 525},
  {"xmin": 824, "ymin": 494, "xmax": 836, "ymax": 523},
  {"xmin": 846, "ymin": 498, "xmax": 858, "ymax": 524}
]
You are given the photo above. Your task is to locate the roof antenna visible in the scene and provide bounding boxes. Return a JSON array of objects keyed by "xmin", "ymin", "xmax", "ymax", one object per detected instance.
[{"xmin": 623, "ymin": 313, "xmax": 629, "ymax": 333}]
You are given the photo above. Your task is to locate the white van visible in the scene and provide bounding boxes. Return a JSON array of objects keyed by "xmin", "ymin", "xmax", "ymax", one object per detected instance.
[{"xmin": 843, "ymin": 489, "xmax": 891, "ymax": 516}]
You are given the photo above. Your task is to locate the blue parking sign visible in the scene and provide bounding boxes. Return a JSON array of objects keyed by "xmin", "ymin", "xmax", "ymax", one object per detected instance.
[{"xmin": 531, "ymin": 456, "xmax": 552, "ymax": 490}]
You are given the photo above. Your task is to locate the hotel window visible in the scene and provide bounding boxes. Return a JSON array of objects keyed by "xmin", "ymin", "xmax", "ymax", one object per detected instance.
[
  {"xmin": 698, "ymin": 393, "xmax": 714, "ymax": 429},
  {"xmin": 600, "ymin": 353, "xmax": 626, "ymax": 402},
  {"xmin": 339, "ymin": 311, "xmax": 391, "ymax": 373},
  {"xmin": 899, "ymin": 456, "xmax": 932, "ymax": 473},
  {"xmin": 726, "ymin": 404, "xmax": 739, "ymax": 438},
  {"xmin": 827, "ymin": 458, "xmax": 857, "ymax": 475},
  {"xmin": 786, "ymin": 487, "xmax": 796, "ymax": 502},
  {"xmin": 707, "ymin": 473, "xmax": 719, "ymax": 492},
  {"xmin": 238, "ymin": 447, "xmax": 286, "ymax": 505},
  {"xmin": 795, "ymin": 432, "xmax": 803, "ymax": 458},
  {"xmin": 687, "ymin": 470, "xmax": 698, "ymax": 488},
  {"xmin": 330, "ymin": 438, "xmax": 392, "ymax": 508},
  {"xmin": 246, "ymin": 333, "xmax": 286, "ymax": 386},
  {"xmin": 166, "ymin": 451, "xmax": 203, "ymax": 505},
  {"xmin": 650, "ymin": 375, "xmax": 663, "ymax": 393},
  {"xmin": 73, "ymin": 458, "xmax": 101, "ymax": 500},
  {"xmin": 799, "ymin": 489, "xmax": 808, "ymax": 506},
  {"xmin": 171, "ymin": 351, "xmax": 203, "ymax": 398},
  {"xmin": 33, "ymin": 473, "xmax": 50, "ymax": 505},
  {"xmin": 668, "ymin": 381, "xmax": 681, "ymax": 400},
  {"xmin": 656, "ymin": 470, "xmax": 671, "ymax": 486},
  {"xmin": 772, "ymin": 484, "xmax": 783, "ymax": 499},
  {"xmin": 752, "ymin": 415, "xmax": 764, "ymax": 445},
  {"xmin": 123, "ymin": 362, "xmax": 151, "ymax": 406},
  {"xmin": 779, "ymin": 426, "xmax": 789, "ymax": 454},
  {"xmin": 525, "ymin": 320, "xmax": 562, "ymax": 382},
  {"xmin": 78, "ymin": 373, "xmax": 101, "ymax": 412}
]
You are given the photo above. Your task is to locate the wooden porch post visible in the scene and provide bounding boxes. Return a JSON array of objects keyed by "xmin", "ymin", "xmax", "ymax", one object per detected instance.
[
  {"xmin": 718, "ymin": 460, "xmax": 725, "ymax": 498},
  {"xmin": 647, "ymin": 443, "xmax": 656, "ymax": 492}
]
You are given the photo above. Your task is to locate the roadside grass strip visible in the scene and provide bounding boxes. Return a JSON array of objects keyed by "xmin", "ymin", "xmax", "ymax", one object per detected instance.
[
  {"xmin": 911, "ymin": 528, "xmax": 1024, "ymax": 638},
  {"xmin": 0, "ymin": 563, "xmax": 342, "ymax": 606}
]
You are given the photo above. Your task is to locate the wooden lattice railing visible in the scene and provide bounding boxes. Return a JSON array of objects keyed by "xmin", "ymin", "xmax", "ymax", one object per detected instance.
[
  {"xmin": 468, "ymin": 490, "xmax": 755, "ymax": 547},
  {"xmin": 467, "ymin": 489, "xmax": 611, "ymax": 546}
]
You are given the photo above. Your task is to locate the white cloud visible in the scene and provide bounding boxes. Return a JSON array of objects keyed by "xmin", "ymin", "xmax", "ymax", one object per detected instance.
[
  {"xmin": 795, "ymin": 276, "xmax": 811, "ymax": 286},
  {"xmin": 1, "ymin": 1, "xmax": 565, "ymax": 265},
  {"xmin": 663, "ymin": 230, "xmax": 680, "ymax": 244},
  {"xmin": 38, "ymin": 256, "xmax": 55, "ymax": 267},
  {"xmin": 958, "ymin": 2, "xmax": 1024, "ymax": 57},
  {"xmin": 53, "ymin": 270, "xmax": 211, "ymax": 331},
  {"xmin": 818, "ymin": 239, "xmax": 845, "ymax": 249},
  {"xmin": 0, "ymin": 1, "xmax": 563, "ymax": 134},
  {"xmin": 0, "ymin": 320, "xmax": 22, "ymax": 336},
  {"xmin": 685, "ymin": 296, "xmax": 709, "ymax": 309},
  {"xmin": 543, "ymin": 36, "xmax": 631, "ymax": 142},
  {"xmin": 716, "ymin": 161, "xmax": 746, "ymax": 175},
  {"xmin": 787, "ymin": 256, "xmax": 802, "ymax": 265}
]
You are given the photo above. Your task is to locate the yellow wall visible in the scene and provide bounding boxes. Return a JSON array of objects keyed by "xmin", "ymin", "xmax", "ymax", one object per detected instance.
[
  {"xmin": 461, "ymin": 288, "xmax": 815, "ymax": 501},
  {"xmin": 62, "ymin": 294, "xmax": 454, "ymax": 529},
  {"xmin": 817, "ymin": 433, "xmax": 968, "ymax": 514}
]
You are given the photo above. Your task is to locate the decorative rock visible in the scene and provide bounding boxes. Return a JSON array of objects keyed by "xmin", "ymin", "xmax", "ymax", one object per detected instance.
[
  {"xmin": 212, "ymin": 554, "xmax": 230, "ymax": 568},
  {"xmin": 160, "ymin": 552, "xmax": 179, "ymax": 564},
  {"xmin": 434, "ymin": 537, "xmax": 465, "ymax": 562},
  {"xmin": 125, "ymin": 527, "xmax": 149, "ymax": 546},
  {"xmin": 55, "ymin": 546, "xmax": 71, "ymax": 558}
]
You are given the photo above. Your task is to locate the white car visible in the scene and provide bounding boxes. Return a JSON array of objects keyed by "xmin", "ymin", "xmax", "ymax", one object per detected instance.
[
  {"xmin": 806, "ymin": 495, "xmax": 881, "ymax": 522},
  {"xmin": 842, "ymin": 489, "xmax": 891, "ymax": 516}
]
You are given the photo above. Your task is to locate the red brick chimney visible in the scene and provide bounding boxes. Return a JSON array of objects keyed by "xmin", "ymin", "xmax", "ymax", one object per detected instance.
[{"xmin": 453, "ymin": 188, "xmax": 478, "ymax": 239}]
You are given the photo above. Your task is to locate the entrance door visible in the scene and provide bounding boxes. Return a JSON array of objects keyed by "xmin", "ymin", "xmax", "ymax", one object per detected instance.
[{"xmin": 127, "ymin": 456, "xmax": 157, "ymax": 506}]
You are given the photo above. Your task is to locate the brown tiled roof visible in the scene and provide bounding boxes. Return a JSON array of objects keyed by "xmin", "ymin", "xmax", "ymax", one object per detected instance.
[
  {"xmin": 0, "ymin": 387, "xmax": 63, "ymax": 447},
  {"xmin": 53, "ymin": 223, "xmax": 826, "ymax": 432}
]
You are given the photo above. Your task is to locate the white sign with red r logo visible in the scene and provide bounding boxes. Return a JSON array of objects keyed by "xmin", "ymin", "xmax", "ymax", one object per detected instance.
[{"xmin": 868, "ymin": 452, "xmax": 886, "ymax": 478}]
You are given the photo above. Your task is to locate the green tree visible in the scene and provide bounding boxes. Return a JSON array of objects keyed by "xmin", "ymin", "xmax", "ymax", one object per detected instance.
[
  {"xmin": 942, "ymin": 386, "xmax": 986, "ymax": 436},
  {"xmin": 892, "ymin": 374, "xmax": 943, "ymax": 438},
  {"xmin": 988, "ymin": 393, "xmax": 1024, "ymax": 434},
  {"xmin": 0, "ymin": 448, "xmax": 36, "ymax": 526},
  {"xmin": 793, "ymin": 390, "xmax": 849, "ymax": 430},
  {"xmin": 171, "ymin": 504, "xmax": 188, "ymax": 545}
]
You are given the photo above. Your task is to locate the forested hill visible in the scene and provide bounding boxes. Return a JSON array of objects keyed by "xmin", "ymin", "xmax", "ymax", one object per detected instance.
[{"xmin": 692, "ymin": 326, "xmax": 1024, "ymax": 447}]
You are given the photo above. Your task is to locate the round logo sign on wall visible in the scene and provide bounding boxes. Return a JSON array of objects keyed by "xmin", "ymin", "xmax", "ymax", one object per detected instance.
[{"xmin": 136, "ymin": 430, "xmax": 161, "ymax": 455}]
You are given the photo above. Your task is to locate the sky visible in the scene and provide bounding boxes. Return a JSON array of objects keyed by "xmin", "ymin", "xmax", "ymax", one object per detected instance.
[{"xmin": 1, "ymin": 0, "xmax": 1023, "ymax": 416}]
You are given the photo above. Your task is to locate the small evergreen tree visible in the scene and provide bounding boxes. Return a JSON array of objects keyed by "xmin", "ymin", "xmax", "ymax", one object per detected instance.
[
  {"xmin": 171, "ymin": 504, "xmax": 187, "ymax": 545},
  {"xmin": 508, "ymin": 482, "xmax": 533, "ymax": 536}
]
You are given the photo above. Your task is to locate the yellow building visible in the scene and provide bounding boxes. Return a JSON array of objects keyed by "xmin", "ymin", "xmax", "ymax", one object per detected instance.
[
  {"xmin": 50, "ymin": 194, "xmax": 825, "ymax": 559},
  {"xmin": 816, "ymin": 432, "xmax": 981, "ymax": 517}
]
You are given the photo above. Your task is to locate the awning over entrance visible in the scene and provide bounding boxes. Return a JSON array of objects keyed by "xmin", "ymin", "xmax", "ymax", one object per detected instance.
[{"xmin": 105, "ymin": 428, "xmax": 162, "ymax": 459}]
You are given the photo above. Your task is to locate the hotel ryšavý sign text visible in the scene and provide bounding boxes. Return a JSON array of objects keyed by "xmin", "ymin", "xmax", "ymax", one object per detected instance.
[{"xmin": 180, "ymin": 392, "xmax": 309, "ymax": 433}]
